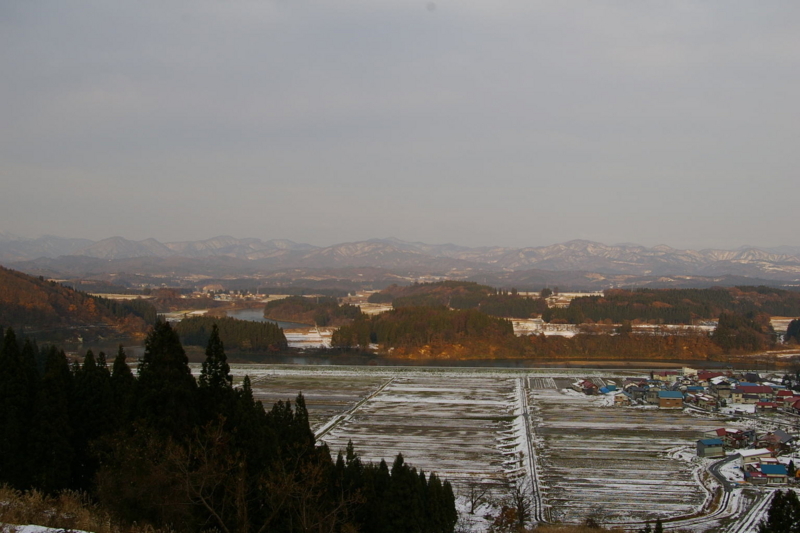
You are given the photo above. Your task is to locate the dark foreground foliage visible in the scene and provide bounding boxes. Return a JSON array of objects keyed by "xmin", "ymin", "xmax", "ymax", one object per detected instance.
[
  {"xmin": 758, "ymin": 490, "xmax": 800, "ymax": 532},
  {"xmin": 0, "ymin": 323, "xmax": 457, "ymax": 533}
]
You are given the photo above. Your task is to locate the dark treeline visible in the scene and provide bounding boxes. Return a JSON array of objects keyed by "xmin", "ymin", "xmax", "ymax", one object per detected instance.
[
  {"xmin": 544, "ymin": 286, "xmax": 800, "ymax": 324},
  {"xmin": 264, "ymin": 296, "xmax": 363, "ymax": 327},
  {"xmin": 257, "ymin": 286, "xmax": 350, "ymax": 298},
  {"xmin": 788, "ymin": 319, "xmax": 800, "ymax": 343},
  {"xmin": 369, "ymin": 281, "xmax": 548, "ymax": 319},
  {"xmin": 175, "ymin": 315, "xmax": 288, "ymax": 352},
  {"xmin": 332, "ymin": 305, "xmax": 774, "ymax": 360},
  {"xmin": 711, "ymin": 312, "xmax": 776, "ymax": 352},
  {"xmin": 93, "ymin": 295, "xmax": 158, "ymax": 324},
  {"xmin": 0, "ymin": 323, "xmax": 457, "ymax": 532}
]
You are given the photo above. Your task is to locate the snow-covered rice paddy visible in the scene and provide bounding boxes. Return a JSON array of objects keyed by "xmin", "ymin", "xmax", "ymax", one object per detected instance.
[
  {"xmin": 529, "ymin": 381, "xmax": 728, "ymax": 524},
  {"xmin": 222, "ymin": 365, "xmax": 774, "ymax": 531}
]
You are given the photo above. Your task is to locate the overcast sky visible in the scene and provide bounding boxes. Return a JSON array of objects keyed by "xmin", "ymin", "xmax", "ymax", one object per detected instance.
[{"xmin": 1, "ymin": 1, "xmax": 798, "ymax": 250}]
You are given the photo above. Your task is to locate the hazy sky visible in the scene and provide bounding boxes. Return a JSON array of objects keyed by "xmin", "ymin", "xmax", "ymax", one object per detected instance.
[{"xmin": 2, "ymin": 1, "xmax": 798, "ymax": 249}]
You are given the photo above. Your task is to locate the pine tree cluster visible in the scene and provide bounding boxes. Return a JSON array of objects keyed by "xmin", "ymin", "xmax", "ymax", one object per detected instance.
[
  {"xmin": 0, "ymin": 323, "xmax": 457, "ymax": 532},
  {"xmin": 758, "ymin": 490, "xmax": 800, "ymax": 533}
]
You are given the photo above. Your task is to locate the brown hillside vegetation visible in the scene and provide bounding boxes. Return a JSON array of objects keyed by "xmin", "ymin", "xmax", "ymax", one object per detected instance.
[
  {"xmin": 0, "ymin": 266, "xmax": 152, "ymax": 337},
  {"xmin": 263, "ymin": 295, "xmax": 362, "ymax": 326},
  {"xmin": 331, "ymin": 305, "xmax": 773, "ymax": 361}
]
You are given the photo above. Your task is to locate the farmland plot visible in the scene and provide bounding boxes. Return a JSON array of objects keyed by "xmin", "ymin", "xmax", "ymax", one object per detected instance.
[
  {"xmin": 227, "ymin": 365, "xmax": 390, "ymax": 430},
  {"xmin": 529, "ymin": 384, "xmax": 730, "ymax": 525},
  {"xmin": 321, "ymin": 374, "xmax": 520, "ymax": 499}
]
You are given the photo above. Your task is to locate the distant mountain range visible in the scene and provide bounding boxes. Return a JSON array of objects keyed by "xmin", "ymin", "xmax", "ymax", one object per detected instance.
[{"xmin": 2, "ymin": 234, "xmax": 800, "ymax": 286}]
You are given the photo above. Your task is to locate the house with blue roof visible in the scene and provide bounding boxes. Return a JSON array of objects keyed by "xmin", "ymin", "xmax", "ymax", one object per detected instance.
[
  {"xmin": 658, "ymin": 390, "xmax": 684, "ymax": 410},
  {"xmin": 696, "ymin": 438, "xmax": 725, "ymax": 458},
  {"xmin": 759, "ymin": 464, "xmax": 788, "ymax": 484}
]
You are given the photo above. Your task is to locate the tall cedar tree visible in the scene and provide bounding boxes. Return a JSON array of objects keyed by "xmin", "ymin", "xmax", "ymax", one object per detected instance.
[
  {"xmin": 136, "ymin": 320, "xmax": 199, "ymax": 437},
  {"xmin": 759, "ymin": 490, "xmax": 800, "ymax": 532},
  {"xmin": 71, "ymin": 350, "xmax": 115, "ymax": 490},
  {"xmin": 31, "ymin": 346, "xmax": 74, "ymax": 492},
  {"xmin": 111, "ymin": 345, "xmax": 137, "ymax": 427},
  {"xmin": 0, "ymin": 329, "xmax": 35, "ymax": 488}
]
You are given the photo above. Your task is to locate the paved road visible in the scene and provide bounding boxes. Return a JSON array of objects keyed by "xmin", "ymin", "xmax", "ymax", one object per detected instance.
[{"xmin": 709, "ymin": 453, "xmax": 742, "ymax": 492}]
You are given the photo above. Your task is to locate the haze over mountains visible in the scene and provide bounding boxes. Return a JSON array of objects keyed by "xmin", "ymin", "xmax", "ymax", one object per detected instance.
[{"xmin": 1, "ymin": 234, "xmax": 799, "ymax": 288}]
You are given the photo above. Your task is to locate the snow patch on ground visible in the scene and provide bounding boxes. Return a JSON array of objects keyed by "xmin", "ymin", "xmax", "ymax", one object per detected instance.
[{"xmin": 1, "ymin": 526, "xmax": 90, "ymax": 533}]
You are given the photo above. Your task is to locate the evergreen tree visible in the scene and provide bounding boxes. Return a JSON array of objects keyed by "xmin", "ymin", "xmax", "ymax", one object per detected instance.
[
  {"xmin": 71, "ymin": 349, "xmax": 115, "ymax": 490},
  {"xmin": 199, "ymin": 324, "xmax": 232, "ymax": 391},
  {"xmin": 654, "ymin": 517, "xmax": 664, "ymax": 533},
  {"xmin": 136, "ymin": 320, "xmax": 199, "ymax": 437},
  {"xmin": 787, "ymin": 319, "xmax": 800, "ymax": 343},
  {"xmin": 111, "ymin": 345, "xmax": 137, "ymax": 426},
  {"xmin": 0, "ymin": 328, "xmax": 36, "ymax": 488},
  {"xmin": 30, "ymin": 346, "xmax": 74, "ymax": 492},
  {"xmin": 758, "ymin": 490, "xmax": 800, "ymax": 532}
]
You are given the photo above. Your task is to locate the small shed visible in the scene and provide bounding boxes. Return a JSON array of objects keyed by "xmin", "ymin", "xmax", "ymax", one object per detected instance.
[
  {"xmin": 658, "ymin": 390, "xmax": 684, "ymax": 409},
  {"xmin": 697, "ymin": 438, "xmax": 725, "ymax": 458}
]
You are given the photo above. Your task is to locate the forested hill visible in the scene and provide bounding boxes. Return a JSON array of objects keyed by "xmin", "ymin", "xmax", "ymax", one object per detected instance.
[
  {"xmin": 332, "ymin": 305, "xmax": 777, "ymax": 360},
  {"xmin": 0, "ymin": 266, "xmax": 155, "ymax": 337},
  {"xmin": 368, "ymin": 281, "xmax": 548, "ymax": 318},
  {"xmin": 544, "ymin": 286, "xmax": 800, "ymax": 324},
  {"xmin": 263, "ymin": 295, "xmax": 363, "ymax": 326}
]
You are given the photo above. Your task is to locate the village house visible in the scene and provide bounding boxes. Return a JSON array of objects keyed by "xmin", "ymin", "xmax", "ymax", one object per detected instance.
[
  {"xmin": 730, "ymin": 388, "xmax": 744, "ymax": 403},
  {"xmin": 624, "ymin": 384, "xmax": 648, "ymax": 402},
  {"xmin": 697, "ymin": 438, "xmax": 725, "ymax": 458},
  {"xmin": 739, "ymin": 385, "xmax": 775, "ymax": 401},
  {"xmin": 757, "ymin": 430, "xmax": 795, "ymax": 454},
  {"xmin": 658, "ymin": 390, "xmax": 684, "ymax": 409},
  {"xmin": 652, "ymin": 371, "xmax": 680, "ymax": 384},
  {"xmin": 572, "ymin": 380, "xmax": 598, "ymax": 395},
  {"xmin": 744, "ymin": 470, "xmax": 768, "ymax": 485},
  {"xmin": 613, "ymin": 391, "xmax": 633, "ymax": 406},
  {"xmin": 739, "ymin": 448, "xmax": 773, "ymax": 468},
  {"xmin": 712, "ymin": 428, "xmax": 755, "ymax": 449},
  {"xmin": 760, "ymin": 464, "xmax": 789, "ymax": 485},
  {"xmin": 744, "ymin": 372, "xmax": 761, "ymax": 383},
  {"xmin": 756, "ymin": 401, "xmax": 778, "ymax": 412},
  {"xmin": 695, "ymin": 394, "xmax": 717, "ymax": 409},
  {"xmin": 698, "ymin": 371, "xmax": 724, "ymax": 384},
  {"xmin": 645, "ymin": 388, "xmax": 662, "ymax": 405},
  {"xmin": 711, "ymin": 379, "xmax": 732, "ymax": 399}
]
